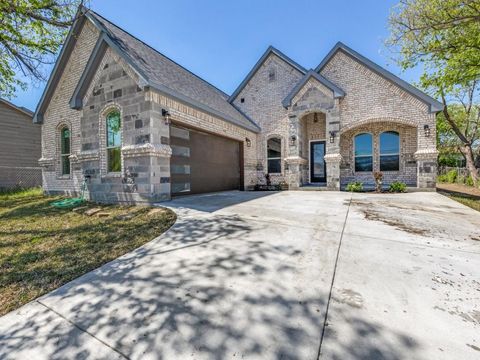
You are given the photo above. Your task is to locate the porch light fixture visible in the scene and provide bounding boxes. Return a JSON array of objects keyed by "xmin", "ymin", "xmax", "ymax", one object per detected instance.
[
  {"xmin": 424, "ymin": 124, "xmax": 431, "ymax": 137},
  {"xmin": 162, "ymin": 109, "xmax": 171, "ymax": 125},
  {"xmin": 245, "ymin": 137, "xmax": 252, "ymax": 147},
  {"xmin": 289, "ymin": 135, "xmax": 297, "ymax": 146},
  {"xmin": 329, "ymin": 131, "xmax": 336, "ymax": 143}
]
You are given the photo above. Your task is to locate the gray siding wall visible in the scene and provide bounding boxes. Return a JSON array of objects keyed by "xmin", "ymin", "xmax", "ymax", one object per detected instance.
[{"xmin": 0, "ymin": 101, "xmax": 41, "ymax": 188}]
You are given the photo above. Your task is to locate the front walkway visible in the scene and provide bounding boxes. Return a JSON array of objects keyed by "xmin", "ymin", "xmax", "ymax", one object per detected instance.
[{"xmin": 0, "ymin": 191, "xmax": 479, "ymax": 359}]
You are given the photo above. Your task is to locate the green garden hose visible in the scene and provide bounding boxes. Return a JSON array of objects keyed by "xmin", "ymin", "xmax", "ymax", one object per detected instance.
[{"xmin": 51, "ymin": 177, "xmax": 88, "ymax": 209}]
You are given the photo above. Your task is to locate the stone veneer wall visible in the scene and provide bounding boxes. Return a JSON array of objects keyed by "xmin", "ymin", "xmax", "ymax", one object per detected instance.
[
  {"xmin": 340, "ymin": 122, "xmax": 417, "ymax": 187},
  {"xmin": 75, "ymin": 47, "xmax": 171, "ymax": 203},
  {"xmin": 232, "ymin": 53, "xmax": 304, "ymax": 185},
  {"xmin": 40, "ymin": 20, "xmax": 100, "ymax": 195}
]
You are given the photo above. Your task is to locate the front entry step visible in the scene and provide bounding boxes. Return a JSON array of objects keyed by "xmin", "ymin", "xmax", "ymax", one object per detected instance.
[{"xmin": 299, "ymin": 183, "xmax": 329, "ymax": 191}]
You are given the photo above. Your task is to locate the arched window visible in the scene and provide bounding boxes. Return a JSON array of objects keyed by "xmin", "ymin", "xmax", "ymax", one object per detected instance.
[
  {"xmin": 354, "ymin": 133, "xmax": 373, "ymax": 172},
  {"xmin": 106, "ymin": 110, "xmax": 121, "ymax": 172},
  {"xmin": 60, "ymin": 127, "xmax": 71, "ymax": 175},
  {"xmin": 380, "ymin": 131, "xmax": 400, "ymax": 171},
  {"xmin": 267, "ymin": 137, "xmax": 282, "ymax": 174}
]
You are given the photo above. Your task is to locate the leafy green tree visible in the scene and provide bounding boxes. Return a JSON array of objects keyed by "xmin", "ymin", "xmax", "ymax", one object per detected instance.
[
  {"xmin": 388, "ymin": 0, "xmax": 480, "ymax": 186},
  {"xmin": 0, "ymin": 0, "xmax": 82, "ymax": 98}
]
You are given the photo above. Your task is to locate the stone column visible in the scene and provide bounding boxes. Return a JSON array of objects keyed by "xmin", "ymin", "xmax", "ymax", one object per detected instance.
[
  {"xmin": 285, "ymin": 114, "xmax": 303, "ymax": 188},
  {"xmin": 325, "ymin": 102, "xmax": 342, "ymax": 190},
  {"xmin": 414, "ymin": 149, "xmax": 438, "ymax": 189}
]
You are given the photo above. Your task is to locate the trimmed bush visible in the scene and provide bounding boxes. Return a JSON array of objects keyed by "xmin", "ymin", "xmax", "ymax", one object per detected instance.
[
  {"xmin": 389, "ymin": 181, "xmax": 407, "ymax": 193},
  {"xmin": 346, "ymin": 181, "xmax": 363, "ymax": 192}
]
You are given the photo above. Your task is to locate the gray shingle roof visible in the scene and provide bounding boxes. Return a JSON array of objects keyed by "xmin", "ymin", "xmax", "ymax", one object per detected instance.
[{"xmin": 87, "ymin": 10, "xmax": 260, "ymax": 132}]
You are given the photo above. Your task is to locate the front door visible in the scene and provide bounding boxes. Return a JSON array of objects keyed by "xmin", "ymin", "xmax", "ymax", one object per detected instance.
[{"xmin": 310, "ymin": 141, "xmax": 326, "ymax": 183}]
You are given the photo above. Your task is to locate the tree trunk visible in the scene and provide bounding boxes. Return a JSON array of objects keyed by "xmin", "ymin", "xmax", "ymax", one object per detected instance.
[{"xmin": 460, "ymin": 144, "xmax": 480, "ymax": 187}]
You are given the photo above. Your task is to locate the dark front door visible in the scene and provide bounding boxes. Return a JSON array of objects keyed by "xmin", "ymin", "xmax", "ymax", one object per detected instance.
[
  {"xmin": 310, "ymin": 141, "xmax": 326, "ymax": 183},
  {"xmin": 170, "ymin": 125, "xmax": 242, "ymax": 196}
]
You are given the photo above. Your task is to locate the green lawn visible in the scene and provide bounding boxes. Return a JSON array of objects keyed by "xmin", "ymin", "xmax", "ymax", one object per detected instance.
[
  {"xmin": 0, "ymin": 188, "xmax": 176, "ymax": 316},
  {"xmin": 448, "ymin": 194, "xmax": 480, "ymax": 212}
]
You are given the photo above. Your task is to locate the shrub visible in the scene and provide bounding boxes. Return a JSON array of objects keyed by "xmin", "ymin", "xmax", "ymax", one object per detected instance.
[
  {"xmin": 446, "ymin": 169, "xmax": 458, "ymax": 183},
  {"xmin": 346, "ymin": 181, "xmax": 363, "ymax": 192},
  {"xmin": 389, "ymin": 181, "xmax": 407, "ymax": 193},
  {"xmin": 465, "ymin": 175, "xmax": 474, "ymax": 186},
  {"xmin": 437, "ymin": 174, "xmax": 448, "ymax": 183}
]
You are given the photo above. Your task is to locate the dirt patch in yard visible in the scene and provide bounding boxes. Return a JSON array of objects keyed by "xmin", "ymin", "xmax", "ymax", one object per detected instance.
[{"xmin": 351, "ymin": 200, "xmax": 430, "ymax": 236}]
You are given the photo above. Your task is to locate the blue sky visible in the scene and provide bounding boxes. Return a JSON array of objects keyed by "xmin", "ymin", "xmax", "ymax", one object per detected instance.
[{"xmin": 13, "ymin": 0, "xmax": 419, "ymax": 111}]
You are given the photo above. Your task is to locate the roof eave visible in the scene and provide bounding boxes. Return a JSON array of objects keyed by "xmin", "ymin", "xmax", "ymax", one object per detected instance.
[
  {"xmin": 282, "ymin": 70, "xmax": 345, "ymax": 108},
  {"xmin": 229, "ymin": 46, "xmax": 307, "ymax": 103},
  {"xmin": 33, "ymin": 6, "xmax": 87, "ymax": 124},
  {"xmin": 315, "ymin": 42, "xmax": 444, "ymax": 114},
  {"xmin": 149, "ymin": 82, "xmax": 261, "ymax": 133}
]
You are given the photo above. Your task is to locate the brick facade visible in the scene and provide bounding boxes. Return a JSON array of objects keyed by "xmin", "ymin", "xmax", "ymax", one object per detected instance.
[{"xmin": 39, "ymin": 12, "xmax": 439, "ymax": 202}]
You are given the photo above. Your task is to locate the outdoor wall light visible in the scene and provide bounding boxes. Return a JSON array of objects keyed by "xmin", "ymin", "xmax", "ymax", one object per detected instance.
[
  {"xmin": 424, "ymin": 124, "xmax": 431, "ymax": 137},
  {"xmin": 289, "ymin": 135, "xmax": 297, "ymax": 146},
  {"xmin": 329, "ymin": 131, "xmax": 336, "ymax": 143},
  {"xmin": 245, "ymin": 137, "xmax": 252, "ymax": 147},
  {"xmin": 162, "ymin": 109, "xmax": 171, "ymax": 125}
]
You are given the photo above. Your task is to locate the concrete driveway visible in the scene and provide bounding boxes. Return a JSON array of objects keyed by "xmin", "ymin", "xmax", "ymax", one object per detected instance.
[{"xmin": 0, "ymin": 191, "xmax": 479, "ymax": 359}]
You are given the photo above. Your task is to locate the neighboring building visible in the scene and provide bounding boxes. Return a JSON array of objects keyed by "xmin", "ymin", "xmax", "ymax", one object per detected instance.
[
  {"xmin": 34, "ymin": 7, "xmax": 441, "ymax": 203},
  {"xmin": 0, "ymin": 98, "xmax": 41, "ymax": 189}
]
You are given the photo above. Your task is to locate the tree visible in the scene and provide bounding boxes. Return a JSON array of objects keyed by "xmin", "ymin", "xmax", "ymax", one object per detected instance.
[
  {"xmin": 0, "ymin": 0, "xmax": 82, "ymax": 98},
  {"xmin": 388, "ymin": 0, "xmax": 480, "ymax": 186}
]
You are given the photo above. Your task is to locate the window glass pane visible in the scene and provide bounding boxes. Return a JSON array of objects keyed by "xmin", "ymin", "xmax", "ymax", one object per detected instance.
[
  {"xmin": 172, "ymin": 182, "xmax": 191, "ymax": 193},
  {"xmin": 170, "ymin": 126, "xmax": 190, "ymax": 140},
  {"xmin": 355, "ymin": 156, "xmax": 373, "ymax": 172},
  {"xmin": 354, "ymin": 133, "xmax": 372, "ymax": 156},
  {"xmin": 171, "ymin": 164, "xmax": 191, "ymax": 174},
  {"xmin": 380, "ymin": 155, "xmax": 400, "ymax": 171},
  {"xmin": 380, "ymin": 131, "xmax": 399, "ymax": 155},
  {"xmin": 107, "ymin": 147, "xmax": 121, "ymax": 172},
  {"xmin": 268, "ymin": 159, "xmax": 281, "ymax": 173},
  {"xmin": 106, "ymin": 111, "xmax": 121, "ymax": 147},
  {"xmin": 171, "ymin": 145, "xmax": 190, "ymax": 157},
  {"xmin": 61, "ymin": 128, "xmax": 70, "ymax": 154},
  {"xmin": 62, "ymin": 155, "xmax": 70, "ymax": 175},
  {"xmin": 267, "ymin": 138, "xmax": 281, "ymax": 158}
]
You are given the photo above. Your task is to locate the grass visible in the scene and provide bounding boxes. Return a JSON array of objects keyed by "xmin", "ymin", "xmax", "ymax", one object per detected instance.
[
  {"xmin": 0, "ymin": 188, "xmax": 176, "ymax": 316},
  {"xmin": 448, "ymin": 194, "xmax": 480, "ymax": 212}
]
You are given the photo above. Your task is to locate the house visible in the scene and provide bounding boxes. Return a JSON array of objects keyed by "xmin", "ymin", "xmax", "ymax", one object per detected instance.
[
  {"xmin": 34, "ymin": 7, "xmax": 441, "ymax": 203},
  {"xmin": 0, "ymin": 98, "xmax": 41, "ymax": 189}
]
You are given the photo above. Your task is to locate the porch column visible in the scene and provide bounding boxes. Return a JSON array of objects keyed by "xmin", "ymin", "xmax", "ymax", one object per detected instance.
[
  {"xmin": 325, "ymin": 102, "xmax": 342, "ymax": 190},
  {"xmin": 285, "ymin": 114, "xmax": 303, "ymax": 189}
]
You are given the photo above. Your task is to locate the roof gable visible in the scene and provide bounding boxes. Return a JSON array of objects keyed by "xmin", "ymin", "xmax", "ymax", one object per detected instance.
[
  {"xmin": 229, "ymin": 46, "xmax": 307, "ymax": 102},
  {"xmin": 282, "ymin": 70, "xmax": 345, "ymax": 108},
  {"xmin": 0, "ymin": 98, "xmax": 33, "ymax": 117},
  {"xmin": 35, "ymin": 7, "xmax": 260, "ymax": 133},
  {"xmin": 315, "ymin": 42, "xmax": 443, "ymax": 113},
  {"xmin": 33, "ymin": 6, "xmax": 87, "ymax": 123}
]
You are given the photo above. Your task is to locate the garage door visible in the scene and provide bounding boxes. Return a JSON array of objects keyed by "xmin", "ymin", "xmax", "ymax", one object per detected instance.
[{"xmin": 170, "ymin": 125, "xmax": 243, "ymax": 196}]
